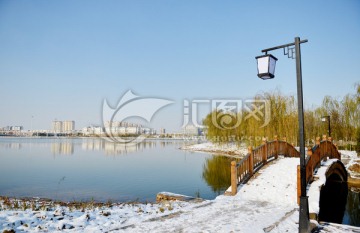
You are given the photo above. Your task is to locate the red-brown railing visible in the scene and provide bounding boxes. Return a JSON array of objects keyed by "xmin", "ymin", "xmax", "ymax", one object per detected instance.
[
  {"xmin": 228, "ymin": 135, "xmax": 341, "ymax": 197},
  {"xmin": 304, "ymin": 136, "xmax": 341, "ymax": 185}
]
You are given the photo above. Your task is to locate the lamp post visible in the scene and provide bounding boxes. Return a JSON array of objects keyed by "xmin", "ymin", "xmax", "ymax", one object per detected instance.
[
  {"xmin": 321, "ymin": 115, "xmax": 331, "ymax": 137},
  {"xmin": 256, "ymin": 37, "xmax": 309, "ymax": 233}
]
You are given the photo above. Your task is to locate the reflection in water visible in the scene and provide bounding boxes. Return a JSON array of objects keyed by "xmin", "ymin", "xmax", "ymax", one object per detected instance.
[
  {"xmin": 1, "ymin": 136, "xmax": 360, "ymax": 223},
  {"xmin": 103, "ymin": 141, "xmax": 140, "ymax": 155},
  {"xmin": 51, "ymin": 142, "xmax": 74, "ymax": 155},
  {"xmin": 0, "ymin": 142, "xmax": 22, "ymax": 150},
  {"xmin": 0, "ymin": 138, "xmax": 189, "ymax": 156},
  {"xmin": 81, "ymin": 139, "xmax": 176, "ymax": 155},
  {"xmin": 343, "ymin": 188, "xmax": 360, "ymax": 227},
  {"xmin": 202, "ymin": 156, "xmax": 235, "ymax": 195},
  {"xmin": 0, "ymin": 137, "xmax": 214, "ymax": 202}
]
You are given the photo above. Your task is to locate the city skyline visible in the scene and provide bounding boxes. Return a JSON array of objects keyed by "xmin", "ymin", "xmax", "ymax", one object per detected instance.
[{"xmin": 1, "ymin": 1, "xmax": 359, "ymax": 132}]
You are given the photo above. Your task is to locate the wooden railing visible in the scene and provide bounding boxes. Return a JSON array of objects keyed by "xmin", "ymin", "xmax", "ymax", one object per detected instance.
[
  {"xmin": 303, "ymin": 136, "xmax": 341, "ymax": 188},
  {"xmin": 228, "ymin": 135, "xmax": 341, "ymax": 198},
  {"xmin": 229, "ymin": 136, "xmax": 300, "ymax": 195}
]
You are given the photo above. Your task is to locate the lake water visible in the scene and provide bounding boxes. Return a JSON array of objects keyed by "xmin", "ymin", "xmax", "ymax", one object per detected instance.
[
  {"xmin": 0, "ymin": 137, "xmax": 233, "ymax": 203},
  {"xmin": 0, "ymin": 137, "xmax": 358, "ymax": 227},
  {"xmin": 343, "ymin": 187, "xmax": 360, "ymax": 227}
]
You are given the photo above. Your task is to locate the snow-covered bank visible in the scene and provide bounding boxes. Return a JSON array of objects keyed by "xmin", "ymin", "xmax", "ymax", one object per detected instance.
[
  {"xmin": 0, "ymin": 197, "xmax": 197, "ymax": 232},
  {"xmin": 119, "ymin": 157, "xmax": 302, "ymax": 232},
  {"xmin": 180, "ymin": 142, "xmax": 248, "ymax": 157},
  {"xmin": 1, "ymin": 152, "xmax": 359, "ymax": 232},
  {"xmin": 0, "ymin": 158, "xmax": 301, "ymax": 233},
  {"xmin": 340, "ymin": 150, "xmax": 360, "ymax": 179}
]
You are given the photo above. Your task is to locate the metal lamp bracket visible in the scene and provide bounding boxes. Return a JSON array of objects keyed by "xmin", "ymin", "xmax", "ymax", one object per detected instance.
[{"xmin": 284, "ymin": 46, "xmax": 295, "ymax": 59}]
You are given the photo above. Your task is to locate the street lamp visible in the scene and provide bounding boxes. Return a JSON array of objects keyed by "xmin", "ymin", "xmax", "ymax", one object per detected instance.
[
  {"xmin": 321, "ymin": 115, "xmax": 331, "ymax": 137},
  {"xmin": 255, "ymin": 54, "xmax": 278, "ymax": 80},
  {"xmin": 256, "ymin": 37, "xmax": 309, "ymax": 233}
]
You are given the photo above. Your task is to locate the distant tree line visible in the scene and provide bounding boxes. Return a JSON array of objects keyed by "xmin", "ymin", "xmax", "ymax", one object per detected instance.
[{"xmin": 203, "ymin": 83, "xmax": 360, "ymax": 150}]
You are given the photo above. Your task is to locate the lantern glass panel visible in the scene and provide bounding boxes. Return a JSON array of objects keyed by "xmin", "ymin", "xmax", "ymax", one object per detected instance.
[
  {"xmin": 257, "ymin": 56, "xmax": 270, "ymax": 74},
  {"xmin": 268, "ymin": 56, "xmax": 277, "ymax": 76}
]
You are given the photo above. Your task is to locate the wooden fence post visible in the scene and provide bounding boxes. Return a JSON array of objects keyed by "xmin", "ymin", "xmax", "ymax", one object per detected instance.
[
  {"xmin": 322, "ymin": 135, "xmax": 328, "ymax": 161},
  {"xmin": 322, "ymin": 134, "xmax": 327, "ymax": 141},
  {"xmin": 231, "ymin": 161, "xmax": 237, "ymax": 195},
  {"xmin": 274, "ymin": 135, "xmax": 279, "ymax": 160},
  {"xmin": 248, "ymin": 146, "xmax": 253, "ymax": 176},
  {"xmin": 328, "ymin": 137, "xmax": 333, "ymax": 159},
  {"xmin": 297, "ymin": 165, "xmax": 301, "ymax": 205},
  {"xmin": 262, "ymin": 138, "xmax": 267, "ymax": 164},
  {"xmin": 283, "ymin": 137, "xmax": 287, "ymax": 156},
  {"xmin": 307, "ymin": 147, "xmax": 313, "ymax": 182},
  {"xmin": 315, "ymin": 136, "xmax": 321, "ymax": 166},
  {"xmin": 307, "ymin": 147, "xmax": 313, "ymax": 155}
]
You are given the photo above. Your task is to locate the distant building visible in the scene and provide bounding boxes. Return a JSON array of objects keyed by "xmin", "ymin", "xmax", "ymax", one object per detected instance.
[
  {"xmin": 182, "ymin": 124, "xmax": 200, "ymax": 136},
  {"xmin": 83, "ymin": 121, "xmax": 154, "ymax": 136},
  {"xmin": 63, "ymin": 121, "xmax": 75, "ymax": 133},
  {"xmin": 1, "ymin": 126, "xmax": 23, "ymax": 131},
  {"xmin": 142, "ymin": 128, "xmax": 156, "ymax": 135},
  {"xmin": 159, "ymin": 128, "xmax": 166, "ymax": 134},
  {"xmin": 82, "ymin": 126, "xmax": 104, "ymax": 136},
  {"xmin": 52, "ymin": 120, "xmax": 75, "ymax": 133},
  {"xmin": 52, "ymin": 121, "xmax": 63, "ymax": 133},
  {"xmin": 10, "ymin": 126, "xmax": 23, "ymax": 131},
  {"xmin": 127, "ymin": 126, "xmax": 140, "ymax": 134},
  {"xmin": 0, "ymin": 126, "xmax": 24, "ymax": 136}
]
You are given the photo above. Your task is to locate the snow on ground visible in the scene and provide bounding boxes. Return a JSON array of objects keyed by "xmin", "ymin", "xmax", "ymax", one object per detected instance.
[
  {"xmin": 181, "ymin": 142, "xmax": 248, "ymax": 157},
  {"xmin": 1, "ymin": 158, "xmax": 300, "ymax": 233},
  {"xmin": 0, "ymin": 199, "xmax": 196, "ymax": 232},
  {"xmin": 126, "ymin": 157, "xmax": 301, "ymax": 233},
  {"xmin": 307, "ymin": 150, "xmax": 359, "ymax": 217},
  {"xmin": 1, "ymin": 152, "xmax": 359, "ymax": 232},
  {"xmin": 313, "ymin": 221, "xmax": 360, "ymax": 232},
  {"xmin": 340, "ymin": 150, "xmax": 360, "ymax": 178},
  {"xmin": 307, "ymin": 159, "xmax": 339, "ymax": 215}
]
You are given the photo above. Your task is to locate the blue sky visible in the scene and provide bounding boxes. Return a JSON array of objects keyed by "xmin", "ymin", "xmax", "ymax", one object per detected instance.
[{"xmin": 0, "ymin": 0, "xmax": 359, "ymax": 132}]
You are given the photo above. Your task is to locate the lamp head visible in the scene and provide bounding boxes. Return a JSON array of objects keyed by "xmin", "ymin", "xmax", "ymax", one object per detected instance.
[{"xmin": 255, "ymin": 54, "xmax": 278, "ymax": 80}]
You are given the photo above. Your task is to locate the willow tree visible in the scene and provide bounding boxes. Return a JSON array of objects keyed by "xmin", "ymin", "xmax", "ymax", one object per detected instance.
[
  {"xmin": 203, "ymin": 85, "xmax": 360, "ymax": 148},
  {"xmin": 202, "ymin": 156, "xmax": 233, "ymax": 194}
]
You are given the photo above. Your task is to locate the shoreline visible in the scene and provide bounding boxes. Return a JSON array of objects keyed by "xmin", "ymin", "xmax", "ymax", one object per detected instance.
[
  {"xmin": 0, "ymin": 193, "xmax": 199, "ymax": 232},
  {"xmin": 180, "ymin": 142, "xmax": 248, "ymax": 158},
  {"xmin": 0, "ymin": 135, "xmax": 205, "ymax": 140},
  {"xmin": 0, "ymin": 191, "xmax": 204, "ymax": 209},
  {"xmin": 1, "ymin": 156, "xmax": 360, "ymax": 232}
]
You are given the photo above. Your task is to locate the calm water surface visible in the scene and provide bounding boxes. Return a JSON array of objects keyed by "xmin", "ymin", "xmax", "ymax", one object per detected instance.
[
  {"xmin": 1, "ymin": 137, "xmax": 358, "ymax": 227},
  {"xmin": 342, "ymin": 188, "xmax": 360, "ymax": 227},
  {"xmin": 0, "ymin": 137, "xmax": 233, "ymax": 202}
]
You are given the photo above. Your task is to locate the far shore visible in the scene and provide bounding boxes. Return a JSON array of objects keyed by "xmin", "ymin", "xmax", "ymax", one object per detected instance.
[
  {"xmin": 180, "ymin": 142, "xmax": 248, "ymax": 158},
  {"xmin": 0, "ymin": 135, "xmax": 205, "ymax": 141}
]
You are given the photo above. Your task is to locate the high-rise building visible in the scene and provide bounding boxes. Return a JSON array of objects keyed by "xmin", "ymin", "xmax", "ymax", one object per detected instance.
[
  {"xmin": 52, "ymin": 121, "xmax": 62, "ymax": 133},
  {"xmin": 52, "ymin": 120, "xmax": 75, "ymax": 133},
  {"xmin": 182, "ymin": 124, "xmax": 200, "ymax": 136},
  {"xmin": 63, "ymin": 121, "xmax": 75, "ymax": 132}
]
